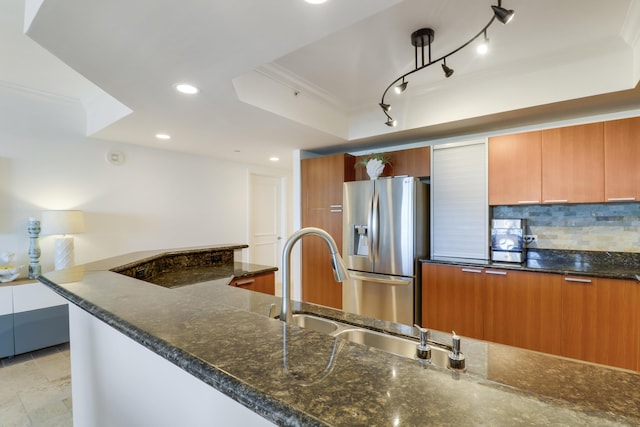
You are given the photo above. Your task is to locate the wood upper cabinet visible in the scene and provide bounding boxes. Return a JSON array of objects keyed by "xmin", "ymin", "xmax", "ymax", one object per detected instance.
[
  {"xmin": 301, "ymin": 153, "xmax": 355, "ymax": 309},
  {"xmin": 562, "ymin": 276, "xmax": 639, "ymax": 371},
  {"xmin": 421, "ymin": 263, "xmax": 484, "ymax": 339},
  {"xmin": 604, "ymin": 117, "xmax": 640, "ymax": 202},
  {"xmin": 355, "ymin": 147, "xmax": 430, "ymax": 180},
  {"xmin": 541, "ymin": 123, "xmax": 605, "ymax": 203},
  {"xmin": 488, "ymin": 131, "xmax": 542, "ymax": 205},
  {"xmin": 483, "ymin": 269, "xmax": 562, "ymax": 355},
  {"xmin": 229, "ymin": 272, "xmax": 275, "ymax": 295}
]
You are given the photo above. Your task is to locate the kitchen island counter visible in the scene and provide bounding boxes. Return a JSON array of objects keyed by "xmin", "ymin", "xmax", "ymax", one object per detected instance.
[{"xmin": 39, "ymin": 247, "xmax": 640, "ymax": 426}]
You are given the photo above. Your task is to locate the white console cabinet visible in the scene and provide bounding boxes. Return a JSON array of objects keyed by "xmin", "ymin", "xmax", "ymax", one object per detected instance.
[{"xmin": 0, "ymin": 280, "xmax": 69, "ymax": 358}]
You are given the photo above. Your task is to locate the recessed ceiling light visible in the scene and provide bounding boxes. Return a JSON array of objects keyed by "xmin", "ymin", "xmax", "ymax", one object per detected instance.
[
  {"xmin": 174, "ymin": 83, "xmax": 199, "ymax": 94},
  {"xmin": 269, "ymin": 157, "xmax": 280, "ymax": 162},
  {"xmin": 155, "ymin": 133, "xmax": 171, "ymax": 140},
  {"xmin": 305, "ymin": 0, "xmax": 328, "ymax": 4}
]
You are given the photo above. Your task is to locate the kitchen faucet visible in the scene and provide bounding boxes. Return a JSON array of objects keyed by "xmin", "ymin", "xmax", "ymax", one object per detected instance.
[{"xmin": 280, "ymin": 227, "xmax": 349, "ymax": 324}]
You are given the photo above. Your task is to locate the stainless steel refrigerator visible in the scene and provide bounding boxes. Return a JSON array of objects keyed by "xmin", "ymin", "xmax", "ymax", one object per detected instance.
[{"xmin": 342, "ymin": 176, "xmax": 429, "ymax": 326}]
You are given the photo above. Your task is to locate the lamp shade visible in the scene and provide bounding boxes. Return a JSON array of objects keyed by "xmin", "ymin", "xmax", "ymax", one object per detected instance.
[{"xmin": 41, "ymin": 210, "xmax": 85, "ymax": 235}]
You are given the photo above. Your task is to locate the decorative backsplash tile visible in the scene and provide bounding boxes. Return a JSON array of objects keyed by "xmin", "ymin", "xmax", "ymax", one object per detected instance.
[{"xmin": 492, "ymin": 203, "xmax": 640, "ymax": 253}]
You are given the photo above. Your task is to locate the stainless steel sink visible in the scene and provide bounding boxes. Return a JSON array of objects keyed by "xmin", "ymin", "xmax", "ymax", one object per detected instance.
[
  {"xmin": 291, "ymin": 314, "xmax": 340, "ymax": 334},
  {"xmin": 291, "ymin": 313, "xmax": 450, "ymax": 368}
]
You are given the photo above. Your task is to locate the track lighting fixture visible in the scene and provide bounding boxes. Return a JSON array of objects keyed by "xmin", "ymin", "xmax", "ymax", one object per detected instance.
[{"xmin": 379, "ymin": 0, "xmax": 514, "ymax": 126}]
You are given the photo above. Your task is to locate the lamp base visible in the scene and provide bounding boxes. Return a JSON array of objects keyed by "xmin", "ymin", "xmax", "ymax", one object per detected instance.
[{"xmin": 54, "ymin": 236, "xmax": 75, "ymax": 270}]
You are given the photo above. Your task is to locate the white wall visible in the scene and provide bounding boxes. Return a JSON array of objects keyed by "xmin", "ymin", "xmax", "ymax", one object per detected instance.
[{"xmin": 0, "ymin": 85, "xmax": 291, "ymax": 276}]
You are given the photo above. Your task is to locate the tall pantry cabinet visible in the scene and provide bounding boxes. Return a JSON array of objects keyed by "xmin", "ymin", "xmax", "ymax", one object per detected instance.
[{"xmin": 301, "ymin": 153, "xmax": 355, "ymax": 309}]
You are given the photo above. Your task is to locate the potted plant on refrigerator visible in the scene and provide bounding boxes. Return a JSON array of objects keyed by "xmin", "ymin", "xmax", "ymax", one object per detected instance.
[{"xmin": 360, "ymin": 153, "xmax": 391, "ymax": 180}]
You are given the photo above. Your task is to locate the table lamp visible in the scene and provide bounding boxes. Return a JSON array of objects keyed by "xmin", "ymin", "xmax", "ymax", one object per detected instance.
[{"xmin": 41, "ymin": 210, "xmax": 85, "ymax": 270}]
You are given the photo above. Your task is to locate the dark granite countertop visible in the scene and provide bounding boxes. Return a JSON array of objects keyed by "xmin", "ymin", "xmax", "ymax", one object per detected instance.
[
  {"xmin": 39, "ymin": 246, "xmax": 640, "ymax": 426},
  {"xmin": 423, "ymin": 249, "xmax": 640, "ymax": 281}
]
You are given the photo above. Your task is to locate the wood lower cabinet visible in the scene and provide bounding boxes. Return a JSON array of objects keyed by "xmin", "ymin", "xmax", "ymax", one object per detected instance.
[
  {"xmin": 229, "ymin": 272, "xmax": 275, "ymax": 295},
  {"xmin": 562, "ymin": 275, "xmax": 638, "ymax": 371},
  {"xmin": 484, "ymin": 269, "xmax": 562, "ymax": 355},
  {"xmin": 301, "ymin": 153, "xmax": 355, "ymax": 309},
  {"xmin": 488, "ymin": 131, "xmax": 542, "ymax": 205},
  {"xmin": 422, "ymin": 263, "xmax": 639, "ymax": 371},
  {"xmin": 422, "ymin": 263, "xmax": 483, "ymax": 339},
  {"xmin": 604, "ymin": 117, "xmax": 640, "ymax": 202},
  {"xmin": 541, "ymin": 122, "xmax": 605, "ymax": 203}
]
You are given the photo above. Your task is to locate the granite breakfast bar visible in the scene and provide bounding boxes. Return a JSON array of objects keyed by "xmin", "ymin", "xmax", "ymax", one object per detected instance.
[{"xmin": 38, "ymin": 245, "xmax": 640, "ymax": 426}]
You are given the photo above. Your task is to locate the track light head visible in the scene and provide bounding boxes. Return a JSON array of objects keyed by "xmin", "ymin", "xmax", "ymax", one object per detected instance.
[
  {"xmin": 379, "ymin": 102, "xmax": 391, "ymax": 112},
  {"xmin": 492, "ymin": 5, "xmax": 514, "ymax": 24},
  {"xmin": 441, "ymin": 60, "xmax": 454, "ymax": 78},
  {"xmin": 477, "ymin": 31, "xmax": 489, "ymax": 54},
  {"xmin": 385, "ymin": 117, "xmax": 397, "ymax": 127},
  {"xmin": 394, "ymin": 80, "xmax": 408, "ymax": 94}
]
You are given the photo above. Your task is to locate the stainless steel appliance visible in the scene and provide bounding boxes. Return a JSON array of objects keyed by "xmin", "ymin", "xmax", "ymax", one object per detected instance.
[
  {"xmin": 490, "ymin": 219, "xmax": 526, "ymax": 263},
  {"xmin": 342, "ymin": 177, "xmax": 428, "ymax": 325}
]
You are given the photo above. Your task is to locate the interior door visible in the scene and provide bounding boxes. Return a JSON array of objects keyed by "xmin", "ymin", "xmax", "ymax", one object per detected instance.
[{"xmin": 249, "ymin": 173, "xmax": 283, "ymax": 289}]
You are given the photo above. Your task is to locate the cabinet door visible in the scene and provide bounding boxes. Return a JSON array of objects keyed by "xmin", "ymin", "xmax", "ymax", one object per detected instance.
[
  {"xmin": 229, "ymin": 272, "xmax": 275, "ymax": 295},
  {"xmin": 604, "ymin": 117, "xmax": 640, "ymax": 202},
  {"xmin": 484, "ymin": 270, "xmax": 562, "ymax": 355},
  {"xmin": 541, "ymin": 123, "xmax": 604, "ymax": 203},
  {"xmin": 488, "ymin": 131, "xmax": 542, "ymax": 205},
  {"xmin": 562, "ymin": 276, "xmax": 638, "ymax": 371},
  {"xmin": 301, "ymin": 153, "xmax": 355, "ymax": 309},
  {"xmin": 421, "ymin": 263, "xmax": 483, "ymax": 339},
  {"xmin": 354, "ymin": 147, "xmax": 430, "ymax": 180}
]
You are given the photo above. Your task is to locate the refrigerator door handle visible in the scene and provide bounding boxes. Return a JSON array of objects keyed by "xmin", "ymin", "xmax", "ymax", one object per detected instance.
[
  {"xmin": 367, "ymin": 191, "xmax": 374, "ymax": 264},
  {"xmin": 372, "ymin": 189, "xmax": 380, "ymax": 263},
  {"xmin": 349, "ymin": 273, "xmax": 411, "ymax": 286}
]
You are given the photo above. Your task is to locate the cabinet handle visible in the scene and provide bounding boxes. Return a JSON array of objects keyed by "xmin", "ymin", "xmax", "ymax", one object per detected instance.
[
  {"xmin": 485, "ymin": 270, "xmax": 507, "ymax": 276},
  {"xmin": 564, "ymin": 277, "xmax": 592, "ymax": 283},
  {"xmin": 517, "ymin": 200, "xmax": 540, "ymax": 204},
  {"xmin": 543, "ymin": 199, "xmax": 568, "ymax": 204},
  {"xmin": 461, "ymin": 268, "xmax": 483, "ymax": 274},
  {"xmin": 234, "ymin": 279, "xmax": 255, "ymax": 287},
  {"xmin": 330, "ymin": 209, "xmax": 342, "ymax": 213},
  {"xmin": 607, "ymin": 197, "xmax": 635, "ymax": 202},
  {"xmin": 330, "ymin": 204, "xmax": 342, "ymax": 208}
]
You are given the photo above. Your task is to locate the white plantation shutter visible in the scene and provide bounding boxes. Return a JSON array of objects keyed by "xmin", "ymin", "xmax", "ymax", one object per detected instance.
[{"xmin": 432, "ymin": 140, "xmax": 489, "ymax": 260}]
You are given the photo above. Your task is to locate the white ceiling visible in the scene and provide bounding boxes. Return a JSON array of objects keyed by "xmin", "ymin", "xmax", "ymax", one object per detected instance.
[{"xmin": 3, "ymin": 0, "xmax": 640, "ymax": 168}]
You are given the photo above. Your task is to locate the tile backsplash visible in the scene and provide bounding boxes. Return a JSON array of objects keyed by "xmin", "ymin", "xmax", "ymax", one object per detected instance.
[{"xmin": 492, "ymin": 203, "xmax": 640, "ymax": 253}]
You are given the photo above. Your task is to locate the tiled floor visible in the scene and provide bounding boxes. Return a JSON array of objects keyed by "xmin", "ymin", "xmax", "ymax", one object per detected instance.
[{"xmin": 0, "ymin": 344, "xmax": 72, "ymax": 427}]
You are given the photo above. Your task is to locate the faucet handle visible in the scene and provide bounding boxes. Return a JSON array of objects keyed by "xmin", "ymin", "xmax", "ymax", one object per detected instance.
[{"xmin": 414, "ymin": 324, "xmax": 431, "ymax": 360}]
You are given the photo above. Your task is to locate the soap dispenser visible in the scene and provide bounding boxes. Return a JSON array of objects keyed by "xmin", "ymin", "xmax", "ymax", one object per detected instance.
[
  {"xmin": 448, "ymin": 331, "xmax": 466, "ymax": 371},
  {"xmin": 414, "ymin": 324, "xmax": 431, "ymax": 361}
]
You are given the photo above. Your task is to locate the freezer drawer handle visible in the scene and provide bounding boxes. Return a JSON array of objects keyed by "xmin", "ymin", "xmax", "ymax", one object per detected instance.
[{"xmin": 349, "ymin": 274, "xmax": 411, "ymax": 286}]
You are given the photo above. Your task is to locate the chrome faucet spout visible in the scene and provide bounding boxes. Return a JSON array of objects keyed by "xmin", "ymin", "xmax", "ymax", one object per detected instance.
[{"xmin": 280, "ymin": 227, "xmax": 349, "ymax": 324}]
